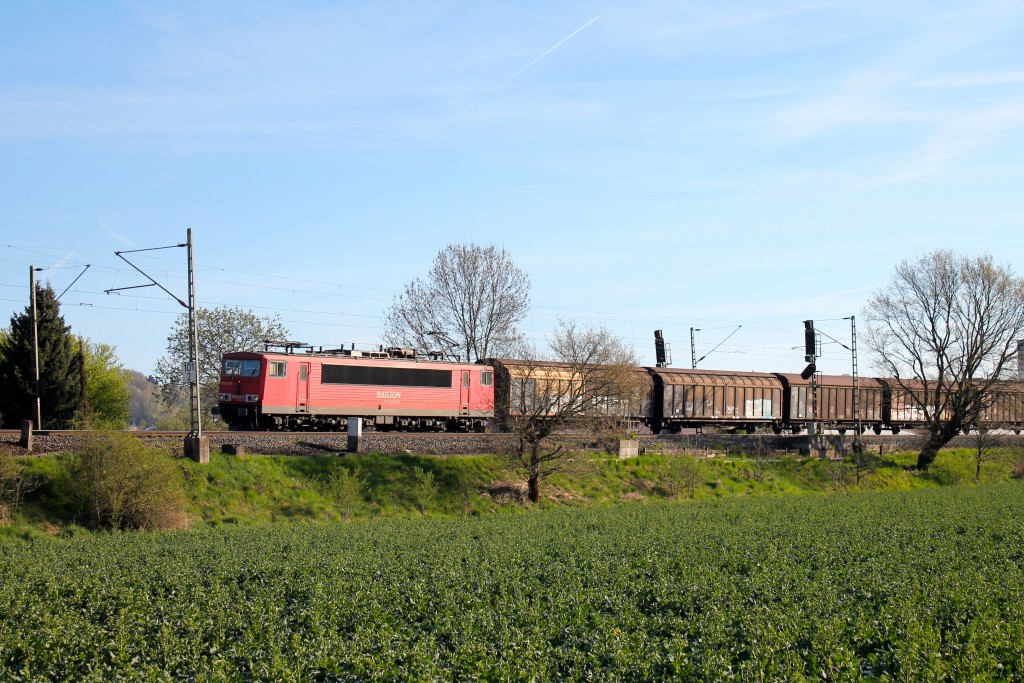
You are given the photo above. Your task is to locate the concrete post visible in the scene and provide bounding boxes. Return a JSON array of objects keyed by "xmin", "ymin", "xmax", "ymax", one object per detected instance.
[
  {"xmin": 184, "ymin": 436, "xmax": 210, "ymax": 464},
  {"xmin": 19, "ymin": 420, "xmax": 33, "ymax": 451},
  {"xmin": 347, "ymin": 417, "xmax": 362, "ymax": 452}
]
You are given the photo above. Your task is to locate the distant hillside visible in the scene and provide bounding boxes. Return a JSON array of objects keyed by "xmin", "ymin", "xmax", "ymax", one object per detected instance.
[{"xmin": 127, "ymin": 371, "xmax": 160, "ymax": 429}]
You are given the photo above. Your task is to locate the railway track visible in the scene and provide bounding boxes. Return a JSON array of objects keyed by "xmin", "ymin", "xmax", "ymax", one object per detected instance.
[
  {"xmin": 0, "ymin": 429, "xmax": 497, "ymax": 438},
  {"xmin": 5, "ymin": 429, "xmax": 1021, "ymax": 460}
]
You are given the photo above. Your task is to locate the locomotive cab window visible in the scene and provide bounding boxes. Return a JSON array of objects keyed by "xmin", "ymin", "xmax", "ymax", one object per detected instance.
[
  {"xmin": 269, "ymin": 361, "xmax": 287, "ymax": 378},
  {"xmin": 223, "ymin": 359, "xmax": 261, "ymax": 377},
  {"xmin": 480, "ymin": 370, "xmax": 493, "ymax": 386}
]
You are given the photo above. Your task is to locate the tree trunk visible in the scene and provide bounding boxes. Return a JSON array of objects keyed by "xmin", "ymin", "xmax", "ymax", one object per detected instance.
[
  {"xmin": 527, "ymin": 447, "xmax": 541, "ymax": 503},
  {"xmin": 916, "ymin": 425, "xmax": 958, "ymax": 470},
  {"xmin": 916, "ymin": 439, "xmax": 940, "ymax": 470}
]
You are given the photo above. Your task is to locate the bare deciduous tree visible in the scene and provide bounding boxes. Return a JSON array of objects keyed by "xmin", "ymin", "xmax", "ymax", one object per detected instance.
[
  {"xmin": 850, "ymin": 444, "xmax": 881, "ymax": 486},
  {"xmin": 968, "ymin": 422, "xmax": 1005, "ymax": 483},
  {"xmin": 864, "ymin": 250, "xmax": 1024, "ymax": 470},
  {"xmin": 496, "ymin": 320, "xmax": 643, "ymax": 503},
  {"xmin": 384, "ymin": 243, "xmax": 530, "ymax": 362}
]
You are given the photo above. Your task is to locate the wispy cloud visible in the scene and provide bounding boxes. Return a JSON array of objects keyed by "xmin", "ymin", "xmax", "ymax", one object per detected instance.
[
  {"xmin": 48, "ymin": 245, "xmax": 79, "ymax": 272},
  {"xmin": 771, "ymin": 4, "xmax": 1022, "ymax": 138},
  {"xmin": 764, "ymin": 3, "xmax": 1024, "ymax": 185},
  {"xmin": 98, "ymin": 217, "xmax": 135, "ymax": 247},
  {"xmin": 919, "ymin": 71, "xmax": 1024, "ymax": 88},
  {"xmin": 877, "ymin": 99, "xmax": 1024, "ymax": 184}
]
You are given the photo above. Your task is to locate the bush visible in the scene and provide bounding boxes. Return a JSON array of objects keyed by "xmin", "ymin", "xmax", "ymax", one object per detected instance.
[
  {"xmin": 0, "ymin": 454, "xmax": 38, "ymax": 522},
  {"xmin": 1012, "ymin": 448, "xmax": 1024, "ymax": 480},
  {"xmin": 67, "ymin": 432, "xmax": 188, "ymax": 530},
  {"xmin": 827, "ymin": 460, "xmax": 854, "ymax": 491},
  {"xmin": 321, "ymin": 467, "xmax": 366, "ymax": 520},
  {"xmin": 406, "ymin": 466, "xmax": 438, "ymax": 513},
  {"xmin": 661, "ymin": 454, "xmax": 703, "ymax": 499}
]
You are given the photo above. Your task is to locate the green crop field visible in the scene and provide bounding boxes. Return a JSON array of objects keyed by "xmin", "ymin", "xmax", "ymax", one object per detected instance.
[{"xmin": 1, "ymin": 484, "xmax": 1022, "ymax": 681}]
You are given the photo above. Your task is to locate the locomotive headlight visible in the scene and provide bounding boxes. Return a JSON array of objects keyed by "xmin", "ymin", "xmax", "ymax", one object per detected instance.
[
  {"xmin": 219, "ymin": 393, "xmax": 231, "ymax": 401},
  {"xmin": 246, "ymin": 394, "xmax": 259, "ymax": 403}
]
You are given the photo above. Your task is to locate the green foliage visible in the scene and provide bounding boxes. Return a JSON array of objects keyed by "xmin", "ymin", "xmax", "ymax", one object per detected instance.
[
  {"xmin": 78, "ymin": 340, "xmax": 132, "ymax": 428},
  {"xmin": 0, "ymin": 455, "xmax": 38, "ymax": 522},
  {"xmin": 405, "ymin": 465, "xmax": 439, "ymax": 513},
  {"xmin": 153, "ymin": 401, "xmax": 192, "ymax": 431},
  {"xmin": 66, "ymin": 432, "xmax": 188, "ymax": 530},
  {"xmin": 320, "ymin": 466, "xmax": 366, "ymax": 520},
  {"xmin": 659, "ymin": 454, "xmax": 703, "ymax": 499},
  {"xmin": 848, "ymin": 446, "xmax": 882, "ymax": 485},
  {"xmin": 11, "ymin": 446, "xmax": 1022, "ymax": 532},
  {"xmin": 0, "ymin": 485, "xmax": 1022, "ymax": 680},
  {"xmin": 927, "ymin": 453, "xmax": 975, "ymax": 486},
  {"xmin": 171, "ymin": 452, "xmax": 508, "ymax": 524},
  {"xmin": 0, "ymin": 284, "xmax": 83, "ymax": 428},
  {"xmin": 826, "ymin": 459, "xmax": 854, "ymax": 490}
]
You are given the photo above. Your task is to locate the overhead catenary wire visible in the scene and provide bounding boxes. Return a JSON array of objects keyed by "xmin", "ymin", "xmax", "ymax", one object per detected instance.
[{"xmin": 1, "ymin": 242, "xmax": 865, "ymax": 372}]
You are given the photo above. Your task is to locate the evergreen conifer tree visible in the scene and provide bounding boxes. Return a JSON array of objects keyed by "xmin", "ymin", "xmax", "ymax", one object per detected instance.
[{"xmin": 0, "ymin": 284, "xmax": 84, "ymax": 428}]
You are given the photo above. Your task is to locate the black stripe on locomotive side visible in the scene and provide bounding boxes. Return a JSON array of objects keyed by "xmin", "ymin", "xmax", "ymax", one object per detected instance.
[{"xmin": 321, "ymin": 364, "xmax": 453, "ymax": 388}]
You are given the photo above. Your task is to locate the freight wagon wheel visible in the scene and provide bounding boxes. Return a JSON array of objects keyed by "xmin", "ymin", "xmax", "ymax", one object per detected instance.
[
  {"xmin": 891, "ymin": 426, "xmax": 901, "ymax": 435},
  {"xmin": 772, "ymin": 425, "xmax": 782, "ymax": 435},
  {"xmin": 961, "ymin": 426, "xmax": 971, "ymax": 435},
  {"xmin": 1015, "ymin": 429, "xmax": 1021, "ymax": 435},
  {"xmin": 837, "ymin": 428, "xmax": 847, "ymax": 435},
  {"xmin": 872, "ymin": 425, "xmax": 882, "ymax": 435}
]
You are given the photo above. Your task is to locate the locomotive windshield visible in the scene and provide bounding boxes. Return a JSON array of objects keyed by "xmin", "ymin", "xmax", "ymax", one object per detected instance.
[{"xmin": 222, "ymin": 359, "xmax": 261, "ymax": 377}]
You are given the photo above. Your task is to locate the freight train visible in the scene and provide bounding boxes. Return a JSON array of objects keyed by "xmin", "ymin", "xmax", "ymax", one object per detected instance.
[{"xmin": 217, "ymin": 343, "xmax": 1024, "ymax": 434}]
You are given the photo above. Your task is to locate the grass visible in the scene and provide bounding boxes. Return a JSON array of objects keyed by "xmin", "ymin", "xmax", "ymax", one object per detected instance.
[{"xmin": 1, "ymin": 444, "xmax": 1021, "ymax": 533}]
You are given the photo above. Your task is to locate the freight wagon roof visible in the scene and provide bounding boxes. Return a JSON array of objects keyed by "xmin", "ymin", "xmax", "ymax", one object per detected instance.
[
  {"xmin": 486, "ymin": 358, "xmax": 650, "ymax": 380},
  {"xmin": 485, "ymin": 358, "xmax": 649, "ymax": 372},
  {"xmin": 487, "ymin": 358, "xmax": 584, "ymax": 369},
  {"xmin": 647, "ymin": 367, "xmax": 783, "ymax": 388},
  {"xmin": 776, "ymin": 374, "xmax": 884, "ymax": 389}
]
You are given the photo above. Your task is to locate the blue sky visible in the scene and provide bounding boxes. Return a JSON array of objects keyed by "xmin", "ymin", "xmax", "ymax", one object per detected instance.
[{"xmin": 2, "ymin": 0, "xmax": 1023, "ymax": 376}]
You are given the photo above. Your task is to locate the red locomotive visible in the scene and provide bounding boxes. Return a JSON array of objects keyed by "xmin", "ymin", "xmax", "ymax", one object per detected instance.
[{"xmin": 218, "ymin": 342, "xmax": 493, "ymax": 431}]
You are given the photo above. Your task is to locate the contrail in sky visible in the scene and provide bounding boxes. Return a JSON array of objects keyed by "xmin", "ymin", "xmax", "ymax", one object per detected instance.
[
  {"xmin": 98, "ymin": 217, "xmax": 135, "ymax": 246},
  {"xmin": 461, "ymin": 15, "xmax": 600, "ymax": 116},
  {"xmin": 49, "ymin": 245, "xmax": 79, "ymax": 272}
]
